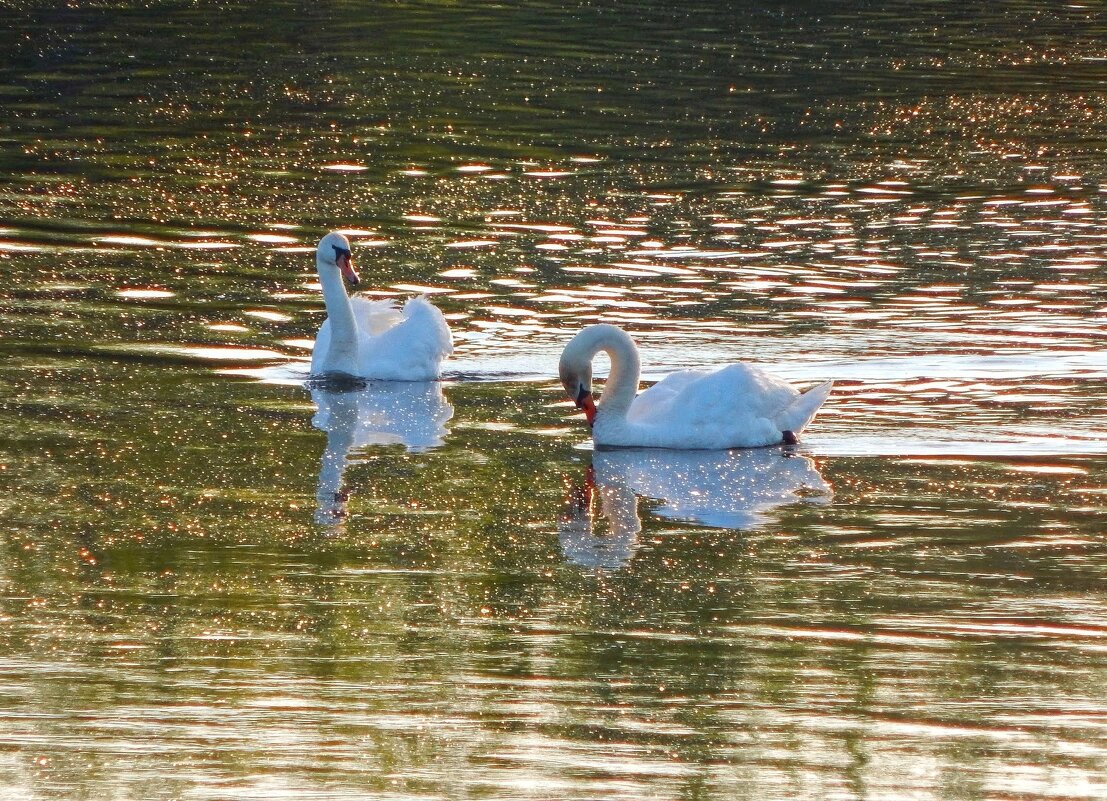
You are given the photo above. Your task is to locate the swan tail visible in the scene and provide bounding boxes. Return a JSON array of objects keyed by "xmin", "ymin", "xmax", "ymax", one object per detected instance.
[
  {"xmin": 777, "ymin": 380, "xmax": 833, "ymax": 434},
  {"xmin": 352, "ymin": 297, "xmax": 404, "ymax": 336}
]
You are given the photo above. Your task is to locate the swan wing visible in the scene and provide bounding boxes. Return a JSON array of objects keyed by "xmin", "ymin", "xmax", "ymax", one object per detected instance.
[
  {"xmin": 629, "ymin": 364, "xmax": 797, "ymax": 426},
  {"xmin": 618, "ymin": 363, "xmax": 830, "ymax": 447},
  {"xmin": 357, "ymin": 296, "xmax": 453, "ymax": 380},
  {"xmin": 350, "ymin": 296, "xmax": 404, "ymax": 336},
  {"xmin": 625, "ymin": 368, "xmax": 708, "ymax": 423}
]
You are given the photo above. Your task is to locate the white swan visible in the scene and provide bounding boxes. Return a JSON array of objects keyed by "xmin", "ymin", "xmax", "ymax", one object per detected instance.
[
  {"xmin": 310, "ymin": 231, "xmax": 453, "ymax": 381},
  {"xmin": 558, "ymin": 324, "xmax": 832, "ymax": 449}
]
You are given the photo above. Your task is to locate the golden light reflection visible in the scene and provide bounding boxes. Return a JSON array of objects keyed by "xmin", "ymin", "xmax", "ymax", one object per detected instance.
[
  {"xmin": 4, "ymin": 7, "xmax": 1107, "ymax": 797},
  {"xmin": 115, "ymin": 288, "xmax": 175, "ymax": 299}
]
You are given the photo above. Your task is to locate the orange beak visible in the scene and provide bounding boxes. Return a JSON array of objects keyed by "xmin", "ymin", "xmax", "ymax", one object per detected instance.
[
  {"xmin": 580, "ymin": 393, "xmax": 597, "ymax": 427},
  {"xmin": 339, "ymin": 253, "xmax": 359, "ymax": 287}
]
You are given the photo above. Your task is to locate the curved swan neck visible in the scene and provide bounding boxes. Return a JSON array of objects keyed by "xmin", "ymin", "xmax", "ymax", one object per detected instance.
[
  {"xmin": 317, "ymin": 253, "xmax": 359, "ymax": 373},
  {"xmin": 574, "ymin": 325, "xmax": 640, "ymax": 415}
]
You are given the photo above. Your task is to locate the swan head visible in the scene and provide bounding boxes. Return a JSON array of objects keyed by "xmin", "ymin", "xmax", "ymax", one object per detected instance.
[
  {"xmin": 316, "ymin": 231, "xmax": 359, "ymax": 287},
  {"xmin": 559, "ymin": 344, "xmax": 597, "ymax": 426}
]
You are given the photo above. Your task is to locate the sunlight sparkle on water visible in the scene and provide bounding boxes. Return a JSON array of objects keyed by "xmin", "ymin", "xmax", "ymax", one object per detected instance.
[
  {"xmin": 115, "ymin": 288, "xmax": 175, "ymax": 299},
  {"xmin": 3, "ymin": 3, "xmax": 1107, "ymax": 799}
]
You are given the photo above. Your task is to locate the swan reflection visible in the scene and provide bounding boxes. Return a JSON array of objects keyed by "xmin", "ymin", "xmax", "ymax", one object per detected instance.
[
  {"xmin": 559, "ymin": 465, "xmax": 642, "ymax": 571},
  {"xmin": 311, "ymin": 381, "xmax": 453, "ymax": 525},
  {"xmin": 559, "ymin": 448, "xmax": 830, "ymax": 569}
]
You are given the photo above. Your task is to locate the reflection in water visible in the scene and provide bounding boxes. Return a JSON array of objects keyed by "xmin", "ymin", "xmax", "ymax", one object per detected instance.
[
  {"xmin": 559, "ymin": 465, "xmax": 642, "ymax": 570},
  {"xmin": 3, "ymin": 0, "xmax": 1107, "ymax": 797},
  {"xmin": 560, "ymin": 448, "xmax": 830, "ymax": 568},
  {"xmin": 311, "ymin": 381, "xmax": 453, "ymax": 524}
]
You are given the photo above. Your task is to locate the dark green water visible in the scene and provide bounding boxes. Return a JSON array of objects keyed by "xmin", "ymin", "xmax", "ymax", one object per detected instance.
[{"xmin": 2, "ymin": 2, "xmax": 1107, "ymax": 798}]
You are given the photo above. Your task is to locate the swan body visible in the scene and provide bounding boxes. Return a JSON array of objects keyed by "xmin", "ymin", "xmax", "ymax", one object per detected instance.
[
  {"xmin": 310, "ymin": 231, "xmax": 452, "ymax": 381},
  {"xmin": 558, "ymin": 324, "xmax": 832, "ymax": 449}
]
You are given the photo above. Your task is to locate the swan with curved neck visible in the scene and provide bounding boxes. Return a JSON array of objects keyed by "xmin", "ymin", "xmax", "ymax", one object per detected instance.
[
  {"xmin": 558, "ymin": 324, "xmax": 832, "ymax": 449},
  {"xmin": 310, "ymin": 231, "xmax": 453, "ymax": 381}
]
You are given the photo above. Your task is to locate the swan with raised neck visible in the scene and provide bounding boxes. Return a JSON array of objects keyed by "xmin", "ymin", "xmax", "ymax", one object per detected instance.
[
  {"xmin": 308, "ymin": 231, "xmax": 454, "ymax": 382},
  {"xmin": 558, "ymin": 323, "xmax": 832, "ymax": 449}
]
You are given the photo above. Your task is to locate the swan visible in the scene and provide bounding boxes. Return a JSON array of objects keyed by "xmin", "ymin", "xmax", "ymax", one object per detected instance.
[
  {"xmin": 558, "ymin": 324, "xmax": 832, "ymax": 449},
  {"xmin": 310, "ymin": 231, "xmax": 453, "ymax": 381}
]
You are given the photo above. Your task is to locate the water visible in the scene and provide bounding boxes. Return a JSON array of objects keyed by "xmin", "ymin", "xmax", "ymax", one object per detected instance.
[{"xmin": 2, "ymin": 1, "xmax": 1107, "ymax": 798}]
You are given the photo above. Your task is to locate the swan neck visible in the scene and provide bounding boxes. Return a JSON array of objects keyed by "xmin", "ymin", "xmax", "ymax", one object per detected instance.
[
  {"xmin": 317, "ymin": 255, "xmax": 358, "ymax": 371},
  {"xmin": 591, "ymin": 327, "xmax": 640, "ymax": 414}
]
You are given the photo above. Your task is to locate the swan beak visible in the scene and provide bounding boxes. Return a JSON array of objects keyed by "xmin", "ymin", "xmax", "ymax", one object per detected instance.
[
  {"xmin": 339, "ymin": 253, "xmax": 359, "ymax": 287},
  {"xmin": 576, "ymin": 391, "xmax": 597, "ymax": 427}
]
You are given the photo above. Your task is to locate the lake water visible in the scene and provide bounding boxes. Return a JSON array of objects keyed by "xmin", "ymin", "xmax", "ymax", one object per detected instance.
[{"xmin": 2, "ymin": 1, "xmax": 1107, "ymax": 798}]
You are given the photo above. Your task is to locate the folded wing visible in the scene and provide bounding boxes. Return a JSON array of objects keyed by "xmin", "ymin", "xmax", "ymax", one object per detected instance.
[
  {"xmin": 354, "ymin": 295, "xmax": 453, "ymax": 381},
  {"xmin": 628, "ymin": 364, "xmax": 831, "ymax": 439}
]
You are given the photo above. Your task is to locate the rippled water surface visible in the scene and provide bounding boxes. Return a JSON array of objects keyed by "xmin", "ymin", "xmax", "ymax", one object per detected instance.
[{"xmin": 3, "ymin": 1, "xmax": 1107, "ymax": 798}]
